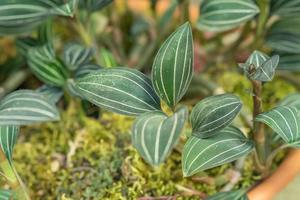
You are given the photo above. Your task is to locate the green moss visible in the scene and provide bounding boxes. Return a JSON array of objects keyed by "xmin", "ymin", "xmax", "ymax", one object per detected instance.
[{"xmin": 8, "ymin": 100, "xmax": 257, "ymax": 200}]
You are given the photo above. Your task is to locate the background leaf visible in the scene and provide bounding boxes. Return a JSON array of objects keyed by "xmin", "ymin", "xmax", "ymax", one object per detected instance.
[
  {"xmin": 256, "ymin": 106, "xmax": 300, "ymax": 147},
  {"xmin": 0, "ymin": 90, "xmax": 60, "ymax": 125},
  {"xmin": 152, "ymin": 22, "xmax": 193, "ymax": 109},
  {"xmin": 190, "ymin": 94, "xmax": 242, "ymax": 138},
  {"xmin": 182, "ymin": 126, "xmax": 253, "ymax": 177},
  {"xmin": 63, "ymin": 43, "xmax": 94, "ymax": 71},
  {"xmin": 266, "ymin": 17, "xmax": 300, "ymax": 54},
  {"xmin": 197, "ymin": 0, "xmax": 259, "ymax": 32},
  {"xmin": 277, "ymin": 53, "xmax": 300, "ymax": 71},
  {"xmin": 27, "ymin": 44, "xmax": 68, "ymax": 86},
  {"xmin": 271, "ymin": 0, "xmax": 300, "ymax": 17},
  {"xmin": 132, "ymin": 106, "xmax": 187, "ymax": 165},
  {"xmin": 0, "ymin": 0, "xmax": 78, "ymax": 35},
  {"xmin": 75, "ymin": 68, "xmax": 161, "ymax": 116}
]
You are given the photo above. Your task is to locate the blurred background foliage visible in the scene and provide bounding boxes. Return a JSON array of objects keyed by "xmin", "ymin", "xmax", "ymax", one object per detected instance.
[{"xmin": 0, "ymin": 0, "xmax": 300, "ymax": 199}]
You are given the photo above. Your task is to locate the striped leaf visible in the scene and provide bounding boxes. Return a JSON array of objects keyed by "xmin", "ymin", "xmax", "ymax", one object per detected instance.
[
  {"xmin": 152, "ymin": 22, "xmax": 193, "ymax": 109},
  {"xmin": 245, "ymin": 50, "xmax": 269, "ymax": 67},
  {"xmin": 36, "ymin": 85, "xmax": 63, "ymax": 103},
  {"xmin": 266, "ymin": 17, "xmax": 300, "ymax": 54},
  {"xmin": 63, "ymin": 43, "xmax": 93, "ymax": 71},
  {"xmin": 132, "ymin": 106, "xmax": 188, "ymax": 165},
  {"xmin": 197, "ymin": 0, "xmax": 260, "ymax": 32},
  {"xmin": 79, "ymin": 0, "xmax": 113, "ymax": 12},
  {"xmin": 239, "ymin": 51, "xmax": 279, "ymax": 82},
  {"xmin": 0, "ymin": 90, "xmax": 60, "ymax": 125},
  {"xmin": 75, "ymin": 68, "xmax": 161, "ymax": 116},
  {"xmin": 207, "ymin": 190, "xmax": 249, "ymax": 200},
  {"xmin": 182, "ymin": 126, "xmax": 254, "ymax": 177},
  {"xmin": 279, "ymin": 93, "xmax": 300, "ymax": 110},
  {"xmin": 256, "ymin": 106, "xmax": 300, "ymax": 147},
  {"xmin": 27, "ymin": 44, "xmax": 68, "ymax": 86},
  {"xmin": 38, "ymin": 19, "xmax": 53, "ymax": 44},
  {"xmin": 190, "ymin": 94, "xmax": 242, "ymax": 138},
  {"xmin": 250, "ymin": 55, "xmax": 279, "ymax": 82},
  {"xmin": 277, "ymin": 53, "xmax": 300, "ymax": 71},
  {"xmin": 0, "ymin": 126, "xmax": 19, "ymax": 164},
  {"xmin": 0, "ymin": 0, "xmax": 78, "ymax": 35},
  {"xmin": 271, "ymin": 0, "xmax": 300, "ymax": 17}
]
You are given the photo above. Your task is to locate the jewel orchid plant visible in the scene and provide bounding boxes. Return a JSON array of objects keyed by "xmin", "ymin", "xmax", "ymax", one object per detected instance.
[{"xmin": 73, "ymin": 22, "xmax": 297, "ymax": 199}]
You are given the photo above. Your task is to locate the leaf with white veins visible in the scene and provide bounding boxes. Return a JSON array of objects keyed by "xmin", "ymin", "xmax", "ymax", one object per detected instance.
[
  {"xmin": 182, "ymin": 126, "xmax": 254, "ymax": 177},
  {"xmin": 190, "ymin": 94, "xmax": 242, "ymax": 138},
  {"xmin": 132, "ymin": 106, "xmax": 188, "ymax": 165}
]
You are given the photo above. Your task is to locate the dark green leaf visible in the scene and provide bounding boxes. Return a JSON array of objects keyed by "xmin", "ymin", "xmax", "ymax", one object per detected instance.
[
  {"xmin": 0, "ymin": 90, "xmax": 60, "ymax": 125},
  {"xmin": 197, "ymin": 0, "xmax": 259, "ymax": 32},
  {"xmin": 190, "ymin": 94, "xmax": 242, "ymax": 138},
  {"xmin": 256, "ymin": 106, "xmax": 300, "ymax": 147},
  {"xmin": 132, "ymin": 106, "xmax": 187, "ymax": 166},
  {"xmin": 182, "ymin": 126, "xmax": 254, "ymax": 177},
  {"xmin": 0, "ymin": 0, "xmax": 78, "ymax": 35},
  {"xmin": 152, "ymin": 22, "xmax": 193, "ymax": 109},
  {"xmin": 75, "ymin": 68, "xmax": 161, "ymax": 116},
  {"xmin": 267, "ymin": 17, "xmax": 300, "ymax": 54},
  {"xmin": 38, "ymin": 19, "xmax": 53, "ymax": 44},
  {"xmin": 0, "ymin": 126, "xmax": 19, "ymax": 163},
  {"xmin": 27, "ymin": 44, "xmax": 68, "ymax": 86},
  {"xmin": 277, "ymin": 53, "xmax": 300, "ymax": 71},
  {"xmin": 271, "ymin": 0, "xmax": 300, "ymax": 17}
]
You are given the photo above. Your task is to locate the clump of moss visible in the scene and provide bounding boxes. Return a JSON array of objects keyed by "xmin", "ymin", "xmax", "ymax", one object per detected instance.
[{"xmin": 10, "ymin": 100, "xmax": 258, "ymax": 200}]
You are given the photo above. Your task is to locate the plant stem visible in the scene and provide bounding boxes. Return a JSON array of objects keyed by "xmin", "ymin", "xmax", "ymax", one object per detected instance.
[
  {"xmin": 251, "ymin": 80, "xmax": 267, "ymax": 172},
  {"xmin": 0, "ymin": 149, "xmax": 30, "ymax": 200}
]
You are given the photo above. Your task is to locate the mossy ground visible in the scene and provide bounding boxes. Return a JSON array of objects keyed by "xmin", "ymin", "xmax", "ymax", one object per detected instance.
[
  {"xmin": 7, "ymin": 102, "xmax": 253, "ymax": 200},
  {"xmin": 0, "ymin": 71, "xmax": 295, "ymax": 200}
]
